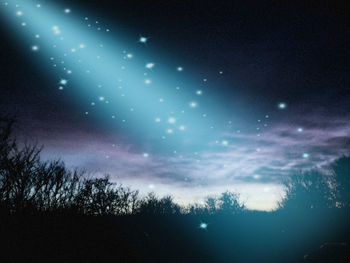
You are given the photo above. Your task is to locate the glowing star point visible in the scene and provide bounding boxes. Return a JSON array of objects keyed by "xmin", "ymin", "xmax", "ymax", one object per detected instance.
[
  {"xmin": 59, "ymin": 79, "xmax": 67, "ymax": 85},
  {"xmin": 196, "ymin": 90, "xmax": 202, "ymax": 95},
  {"xmin": 189, "ymin": 101, "xmax": 197, "ymax": 108},
  {"xmin": 143, "ymin": 153, "xmax": 149, "ymax": 158},
  {"xmin": 31, "ymin": 45, "xmax": 39, "ymax": 51},
  {"xmin": 145, "ymin": 63, "xmax": 155, "ymax": 69},
  {"xmin": 222, "ymin": 140, "xmax": 228, "ymax": 146},
  {"xmin": 297, "ymin": 127, "xmax": 303, "ymax": 132},
  {"xmin": 144, "ymin": 79, "xmax": 151, "ymax": 85},
  {"xmin": 168, "ymin": 117, "xmax": 176, "ymax": 124},
  {"xmin": 179, "ymin": 125, "xmax": 185, "ymax": 131},
  {"xmin": 167, "ymin": 129, "xmax": 173, "ymax": 134},
  {"xmin": 16, "ymin": 10, "xmax": 23, "ymax": 16},
  {"xmin": 177, "ymin": 66, "xmax": 183, "ymax": 72},
  {"xmin": 139, "ymin": 36, "xmax": 148, "ymax": 43},
  {"xmin": 199, "ymin": 223, "xmax": 208, "ymax": 230},
  {"xmin": 155, "ymin": 118, "xmax": 161, "ymax": 123},
  {"xmin": 302, "ymin": 153, "xmax": 309, "ymax": 158},
  {"xmin": 99, "ymin": 96, "xmax": 105, "ymax": 101},
  {"xmin": 64, "ymin": 8, "xmax": 71, "ymax": 14},
  {"xmin": 278, "ymin": 102, "xmax": 287, "ymax": 109}
]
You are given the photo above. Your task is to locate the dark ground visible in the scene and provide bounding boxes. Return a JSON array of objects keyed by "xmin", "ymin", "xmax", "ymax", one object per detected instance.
[{"xmin": 1, "ymin": 209, "xmax": 350, "ymax": 263}]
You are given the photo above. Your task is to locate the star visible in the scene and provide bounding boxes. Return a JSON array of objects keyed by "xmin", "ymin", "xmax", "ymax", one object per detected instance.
[
  {"xmin": 189, "ymin": 101, "xmax": 197, "ymax": 108},
  {"xmin": 221, "ymin": 140, "xmax": 228, "ymax": 146},
  {"xmin": 297, "ymin": 127, "xmax": 303, "ymax": 132},
  {"xmin": 302, "ymin": 153, "xmax": 309, "ymax": 158},
  {"xmin": 139, "ymin": 36, "xmax": 148, "ymax": 43},
  {"xmin": 64, "ymin": 8, "xmax": 71, "ymax": 14},
  {"xmin": 168, "ymin": 117, "xmax": 176, "ymax": 124},
  {"xmin": 145, "ymin": 63, "xmax": 155, "ymax": 69},
  {"xmin": 177, "ymin": 66, "xmax": 183, "ymax": 72},
  {"xmin": 278, "ymin": 102, "xmax": 287, "ymax": 109},
  {"xmin": 196, "ymin": 90, "xmax": 202, "ymax": 95},
  {"xmin": 199, "ymin": 223, "xmax": 208, "ymax": 229},
  {"xmin": 31, "ymin": 45, "xmax": 39, "ymax": 51},
  {"xmin": 59, "ymin": 79, "xmax": 68, "ymax": 85}
]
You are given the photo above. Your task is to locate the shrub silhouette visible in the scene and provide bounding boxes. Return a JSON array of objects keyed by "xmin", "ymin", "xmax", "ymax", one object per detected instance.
[
  {"xmin": 201, "ymin": 191, "xmax": 245, "ymax": 215},
  {"xmin": 218, "ymin": 191, "xmax": 245, "ymax": 214},
  {"xmin": 138, "ymin": 192, "xmax": 181, "ymax": 215}
]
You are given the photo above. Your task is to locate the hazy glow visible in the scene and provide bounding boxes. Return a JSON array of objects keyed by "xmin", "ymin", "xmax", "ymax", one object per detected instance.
[{"xmin": 1, "ymin": 0, "xmax": 335, "ymax": 211}]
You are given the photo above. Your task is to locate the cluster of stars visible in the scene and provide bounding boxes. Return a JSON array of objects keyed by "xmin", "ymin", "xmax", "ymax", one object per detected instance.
[{"xmin": 3, "ymin": 1, "xmax": 313, "ymax": 164}]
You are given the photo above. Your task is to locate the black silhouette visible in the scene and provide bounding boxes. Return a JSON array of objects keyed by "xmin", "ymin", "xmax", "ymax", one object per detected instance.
[{"xmin": 1, "ymin": 117, "xmax": 350, "ymax": 263}]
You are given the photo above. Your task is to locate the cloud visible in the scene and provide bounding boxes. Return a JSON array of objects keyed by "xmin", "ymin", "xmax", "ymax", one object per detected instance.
[{"xmin": 31, "ymin": 111, "xmax": 350, "ymax": 210}]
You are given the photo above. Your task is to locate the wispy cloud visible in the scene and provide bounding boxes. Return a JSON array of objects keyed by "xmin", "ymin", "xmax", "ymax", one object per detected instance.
[{"xmin": 31, "ymin": 112, "xmax": 350, "ymax": 210}]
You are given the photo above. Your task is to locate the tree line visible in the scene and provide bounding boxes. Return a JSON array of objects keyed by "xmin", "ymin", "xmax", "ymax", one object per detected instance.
[{"xmin": 1, "ymin": 117, "xmax": 349, "ymax": 216}]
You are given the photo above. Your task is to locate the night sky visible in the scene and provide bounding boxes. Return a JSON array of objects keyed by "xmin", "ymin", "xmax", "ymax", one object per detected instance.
[{"xmin": 0, "ymin": 0, "xmax": 349, "ymax": 210}]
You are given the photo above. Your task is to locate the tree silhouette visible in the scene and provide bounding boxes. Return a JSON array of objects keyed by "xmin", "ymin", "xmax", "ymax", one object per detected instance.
[
  {"xmin": 138, "ymin": 192, "xmax": 180, "ymax": 215},
  {"xmin": 218, "ymin": 191, "xmax": 245, "ymax": 214},
  {"xmin": 332, "ymin": 156, "xmax": 350, "ymax": 208},
  {"xmin": 279, "ymin": 170, "xmax": 334, "ymax": 210},
  {"xmin": 203, "ymin": 191, "xmax": 245, "ymax": 214}
]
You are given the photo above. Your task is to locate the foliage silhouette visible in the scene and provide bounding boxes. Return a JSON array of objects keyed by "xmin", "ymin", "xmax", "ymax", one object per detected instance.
[
  {"xmin": 278, "ymin": 170, "xmax": 335, "ymax": 210},
  {"xmin": 138, "ymin": 192, "xmax": 181, "ymax": 215},
  {"xmin": 332, "ymin": 156, "xmax": 350, "ymax": 208}
]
